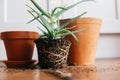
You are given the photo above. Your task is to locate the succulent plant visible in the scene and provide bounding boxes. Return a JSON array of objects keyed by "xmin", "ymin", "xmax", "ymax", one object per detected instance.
[{"xmin": 27, "ymin": 0, "xmax": 94, "ymax": 42}]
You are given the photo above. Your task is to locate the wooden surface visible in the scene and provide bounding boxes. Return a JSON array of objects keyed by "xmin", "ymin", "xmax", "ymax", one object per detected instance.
[{"xmin": 0, "ymin": 58, "xmax": 120, "ymax": 80}]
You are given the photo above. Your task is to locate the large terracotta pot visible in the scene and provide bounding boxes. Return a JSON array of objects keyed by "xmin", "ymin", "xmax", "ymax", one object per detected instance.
[
  {"xmin": 61, "ymin": 17, "xmax": 102, "ymax": 66},
  {"xmin": 1, "ymin": 31, "xmax": 39, "ymax": 61}
]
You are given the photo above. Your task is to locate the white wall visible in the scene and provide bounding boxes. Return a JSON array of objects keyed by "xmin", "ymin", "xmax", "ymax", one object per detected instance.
[{"xmin": 97, "ymin": 34, "xmax": 120, "ymax": 58}]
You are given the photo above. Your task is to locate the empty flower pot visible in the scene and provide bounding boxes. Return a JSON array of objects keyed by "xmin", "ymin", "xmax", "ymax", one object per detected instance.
[
  {"xmin": 1, "ymin": 31, "xmax": 39, "ymax": 61},
  {"xmin": 61, "ymin": 17, "xmax": 102, "ymax": 66}
]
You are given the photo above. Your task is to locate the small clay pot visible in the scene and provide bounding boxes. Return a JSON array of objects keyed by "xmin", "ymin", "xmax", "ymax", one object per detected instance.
[
  {"xmin": 61, "ymin": 17, "xmax": 102, "ymax": 66},
  {"xmin": 34, "ymin": 38, "xmax": 71, "ymax": 69},
  {"xmin": 1, "ymin": 31, "xmax": 39, "ymax": 61},
  {"xmin": 3, "ymin": 60, "xmax": 36, "ymax": 68}
]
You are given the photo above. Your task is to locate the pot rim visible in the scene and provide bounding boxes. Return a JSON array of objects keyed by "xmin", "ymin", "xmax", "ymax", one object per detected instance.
[
  {"xmin": 61, "ymin": 17, "xmax": 102, "ymax": 24},
  {"xmin": 1, "ymin": 31, "xmax": 39, "ymax": 40}
]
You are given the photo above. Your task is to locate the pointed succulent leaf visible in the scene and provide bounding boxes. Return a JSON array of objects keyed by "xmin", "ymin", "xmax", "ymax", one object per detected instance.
[
  {"xmin": 54, "ymin": 0, "xmax": 95, "ymax": 17},
  {"xmin": 54, "ymin": 29, "xmax": 66, "ymax": 35},
  {"xmin": 65, "ymin": 26, "xmax": 77, "ymax": 30},
  {"xmin": 57, "ymin": 28, "xmax": 89, "ymax": 43},
  {"xmin": 59, "ymin": 28, "xmax": 88, "ymax": 36},
  {"xmin": 27, "ymin": 5, "xmax": 53, "ymax": 36},
  {"xmin": 71, "ymin": 27, "xmax": 89, "ymax": 34},
  {"xmin": 37, "ymin": 14, "xmax": 54, "ymax": 37},
  {"xmin": 61, "ymin": 11, "xmax": 87, "ymax": 28},
  {"xmin": 30, "ymin": 0, "xmax": 51, "ymax": 18},
  {"xmin": 37, "ymin": 27, "xmax": 50, "ymax": 38},
  {"xmin": 57, "ymin": 29, "xmax": 80, "ymax": 43},
  {"xmin": 26, "ymin": 5, "xmax": 44, "ymax": 24},
  {"xmin": 27, "ymin": 16, "xmax": 39, "ymax": 24},
  {"xmin": 27, "ymin": 10, "xmax": 44, "ymax": 25},
  {"xmin": 66, "ymin": 0, "xmax": 95, "ymax": 10},
  {"xmin": 51, "ymin": 7, "xmax": 67, "ymax": 16}
]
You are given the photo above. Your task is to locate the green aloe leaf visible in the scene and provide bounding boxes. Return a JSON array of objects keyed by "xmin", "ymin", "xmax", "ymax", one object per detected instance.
[
  {"xmin": 59, "ymin": 28, "xmax": 88, "ymax": 36},
  {"xmin": 26, "ymin": 5, "xmax": 43, "ymax": 23},
  {"xmin": 71, "ymin": 27, "xmax": 89, "ymax": 34},
  {"xmin": 61, "ymin": 11, "xmax": 87, "ymax": 28},
  {"xmin": 38, "ymin": 14, "xmax": 54, "ymax": 38},
  {"xmin": 30, "ymin": 0, "xmax": 51, "ymax": 18},
  {"xmin": 57, "ymin": 28, "xmax": 89, "ymax": 43},
  {"xmin": 27, "ymin": 10, "xmax": 44, "ymax": 25},
  {"xmin": 54, "ymin": 29, "xmax": 66, "ymax": 35},
  {"xmin": 27, "ymin": 16, "xmax": 39, "ymax": 24},
  {"xmin": 37, "ymin": 27, "xmax": 50, "ymax": 38},
  {"xmin": 51, "ymin": 7, "xmax": 67, "ymax": 16},
  {"xmin": 56, "ymin": 29, "xmax": 80, "ymax": 43},
  {"xmin": 26, "ymin": 5, "xmax": 53, "ymax": 38},
  {"xmin": 66, "ymin": 0, "xmax": 95, "ymax": 10},
  {"xmin": 65, "ymin": 26, "xmax": 77, "ymax": 30},
  {"xmin": 54, "ymin": 0, "xmax": 95, "ymax": 17}
]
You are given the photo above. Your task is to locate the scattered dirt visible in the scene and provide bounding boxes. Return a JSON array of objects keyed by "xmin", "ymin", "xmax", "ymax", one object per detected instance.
[
  {"xmin": 1, "ymin": 62, "xmax": 120, "ymax": 73},
  {"xmin": 0, "ymin": 61, "xmax": 7, "ymax": 71},
  {"xmin": 1, "ymin": 59, "xmax": 120, "ymax": 80}
]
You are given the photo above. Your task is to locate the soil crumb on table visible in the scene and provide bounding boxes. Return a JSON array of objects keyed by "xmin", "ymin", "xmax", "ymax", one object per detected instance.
[{"xmin": 0, "ymin": 61, "xmax": 7, "ymax": 71}]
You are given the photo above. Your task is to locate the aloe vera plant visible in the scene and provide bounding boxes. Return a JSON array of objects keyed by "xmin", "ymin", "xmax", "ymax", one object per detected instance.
[{"xmin": 27, "ymin": 0, "xmax": 94, "ymax": 42}]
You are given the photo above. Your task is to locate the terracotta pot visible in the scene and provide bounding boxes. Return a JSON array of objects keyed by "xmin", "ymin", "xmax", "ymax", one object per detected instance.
[
  {"xmin": 3, "ymin": 60, "xmax": 36, "ymax": 68},
  {"xmin": 61, "ymin": 17, "xmax": 102, "ymax": 66},
  {"xmin": 34, "ymin": 38, "xmax": 71, "ymax": 69},
  {"xmin": 1, "ymin": 31, "xmax": 39, "ymax": 61}
]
